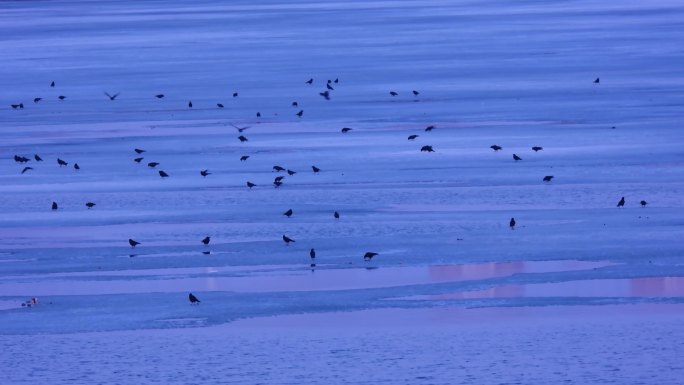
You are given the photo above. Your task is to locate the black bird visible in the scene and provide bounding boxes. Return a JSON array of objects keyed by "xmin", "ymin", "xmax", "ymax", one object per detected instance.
[
  {"xmin": 490, "ymin": 145, "xmax": 502, "ymax": 151},
  {"xmin": 155, "ymin": 94, "xmax": 165, "ymax": 99},
  {"xmin": 104, "ymin": 92, "xmax": 120, "ymax": 100},
  {"xmin": 292, "ymin": 101, "xmax": 298, "ymax": 107},
  {"xmin": 217, "ymin": 103, "xmax": 224, "ymax": 108},
  {"xmin": 513, "ymin": 154, "xmax": 522, "ymax": 161},
  {"xmin": 273, "ymin": 166, "xmax": 285, "ymax": 172},
  {"xmin": 334, "ymin": 211, "xmax": 340, "ymax": 220},
  {"xmin": 246, "ymin": 181, "xmax": 256, "ymax": 189},
  {"xmin": 306, "ymin": 78, "xmax": 313, "ymax": 84},
  {"xmin": 319, "ymin": 91, "xmax": 330, "ymax": 100},
  {"xmin": 310, "ymin": 248, "xmax": 316, "ymax": 259},
  {"xmin": 21, "ymin": 167, "xmax": 33, "ymax": 174},
  {"xmin": 274, "ymin": 176, "xmax": 285, "ymax": 183},
  {"xmin": 240, "ymin": 155, "xmax": 250, "ymax": 161},
  {"xmin": 51, "ymin": 202, "xmax": 58, "ymax": 210},
  {"xmin": 34, "ymin": 154, "xmax": 43, "ymax": 161},
  {"xmin": 617, "ymin": 197, "xmax": 625, "ymax": 208},
  {"xmin": 200, "ymin": 169, "xmax": 211, "ymax": 177},
  {"xmin": 129, "ymin": 238, "xmax": 140, "ymax": 248},
  {"xmin": 202, "ymin": 236, "xmax": 210, "ymax": 245},
  {"xmin": 408, "ymin": 134, "xmax": 419, "ymax": 140},
  {"xmin": 334, "ymin": 78, "xmax": 339, "ymax": 83},
  {"xmin": 273, "ymin": 181, "xmax": 283, "ymax": 188},
  {"xmin": 341, "ymin": 127, "xmax": 352, "ymax": 133},
  {"xmin": 425, "ymin": 125, "xmax": 435, "ymax": 132},
  {"xmin": 412, "ymin": 90, "xmax": 420, "ymax": 96},
  {"xmin": 363, "ymin": 252, "xmax": 378, "ymax": 261},
  {"xmin": 532, "ymin": 146, "xmax": 543, "ymax": 152},
  {"xmin": 74, "ymin": 163, "xmax": 80, "ymax": 170},
  {"xmin": 296, "ymin": 110, "xmax": 303, "ymax": 117},
  {"xmin": 327, "ymin": 79, "xmax": 332, "ymax": 84},
  {"xmin": 256, "ymin": 112, "xmax": 261, "ymax": 117},
  {"xmin": 57, "ymin": 158, "xmax": 68, "ymax": 166},
  {"xmin": 230, "ymin": 124, "xmax": 250, "ymax": 133},
  {"xmin": 283, "ymin": 235, "xmax": 295, "ymax": 245},
  {"xmin": 188, "ymin": 293, "xmax": 200, "ymax": 304},
  {"xmin": 238, "ymin": 135, "xmax": 248, "ymax": 142},
  {"xmin": 233, "ymin": 92, "xmax": 238, "ymax": 97},
  {"xmin": 543, "ymin": 175, "xmax": 554, "ymax": 182},
  {"xmin": 188, "ymin": 101, "xmax": 193, "ymax": 108},
  {"xmin": 283, "ymin": 208, "xmax": 293, "ymax": 218},
  {"xmin": 326, "ymin": 83, "xmax": 334, "ymax": 91},
  {"xmin": 312, "ymin": 165, "xmax": 320, "ymax": 174},
  {"xmin": 134, "ymin": 157, "xmax": 144, "ymax": 163},
  {"xmin": 594, "ymin": 77, "xmax": 600, "ymax": 84},
  {"xmin": 50, "ymin": 81, "xmax": 55, "ymax": 87},
  {"xmin": 34, "ymin": 97, "xmax": 42, "ymax": 103},
  {"xmin": 85, "ymin": 202, "xmax": 96, "ymax": 209},
  {"xmin": 147, "ymin": 162, "xmax": 159, "ymax": 168},
  {"xmin": 11, "ymin": 104, "xmax": 21, "ymax": 109},
  {"xmin": 287, "ymin": 169, "xmax": 296, "ymax": 176},
  {"xmin": 58, "ymin": 96, "xmax": 66, "ymax": 100},
  {"xmin": 420, "ymin": 145, "xmax": 435, "ymax": 152},
  {"xmin": 640, "ymin": 200, "xmax": 648, "ymax": 207},
  {"xmin": 134, "ymin": 148, "xmax": 146, "ymax": 154},
  {"xmin": 159, "ymin": 170, "xmax": 169, "ymax": 178},
  {"xmin": 510, "ymin": 217, "xmax": 516, "ymax": 229},
  {"xmin": 389, "ymin": 91, "xmax": 398, "ymax": 96}
]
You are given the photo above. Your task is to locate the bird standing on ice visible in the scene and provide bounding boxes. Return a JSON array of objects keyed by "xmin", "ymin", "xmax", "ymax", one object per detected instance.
[
  {"xmin": 188, "ymin": 293, "xmax": 201, "ymax": 304},
  {"xmin": 510, "ymin": 218, "xmax": 516, "ymax": 229},
  {"xmin": 617, "ymin": 197, "xmax": 625, "ymax": 208}
]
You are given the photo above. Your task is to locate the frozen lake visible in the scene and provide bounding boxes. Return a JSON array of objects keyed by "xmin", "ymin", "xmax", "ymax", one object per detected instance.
[{"xmin": 1, "ymin": 0, "xmax": 684, "ymax": 383}]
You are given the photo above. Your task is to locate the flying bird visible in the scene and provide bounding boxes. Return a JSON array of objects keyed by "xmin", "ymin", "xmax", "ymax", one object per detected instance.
[
  {"xmin": 159, "ymin": 170, "xmax": 169, "ymax": 178},
  {"xmin": 617, "ymin": 197, "xmax": 625, "ymax": 208},
  {"xmin": 104, "ymin": 92, "xmax": 120, "ymax": 100},
  {"xmin": 363, "ymin": 252, "xmax": 378, "ymax": 261},
  {"xmin": 85, "ymin": 202, "xmax": 96, "ymax": 209},
  {"xmin": 513, "ymin": 154, "xmax": 522, "ymax": 161},
  {"xmin": 238, "ymin": 135, "xmax": 248, "ymax": 142},
  {"xmin": 200, "ymin": 169, "xmax": 211, "ymax": 177},
  {"xmin": 283, "ymin": 235, "xmax": 295, "ymax": 245},
  {"xmin": 408, "ymin": 135, "xmax": 419, "ymax": 140},
  {"xmin": 240, "ymin": 155, "xmax": 250, "ymax": 161},
  {"xmin": 34, "ymin": 154, "xmax": 43, "ymax": 161},
  {"xmin": 21, "ymin": 166, "xmax": 33, "ymax": 174},
  {"xmin": 246, "ymin": 181, "xmax": 256, "ymax": 189},
  {"xmin": 134, "ymin": 157, "xmax": 144, "ymax": 163},
  {"xmin": 201, "ymin": 236, "xmax": 210, "ymax": 245},
  {"xmin": 188, "ymin": 293, "xmax": 201, "ymax": 304},
  {"xmin": 283, "ymin": 209, "xmax": 293, "ymax": 218},
  {"xmin": 420, "ymin": 145, "xmax": 435, "ymax": 152},
  {"xmin": 532, "ymin": 146, "xmax": 543, "ymax": 152},
  {"xmin": 51, "ymin": 202, "xmax": 58, "ymax": 210},
  {"xmin": 510, "ymin": 217, "xmax": 516, "ymax": 229},
  {"xmin": 296, "ymin": 110, "xmax": 303, "ymax": 117},
  {"xmin": 128, "ymin": 239, "xmax": 140, "ymax": 248},
  {"xmin": 310, "ymin": 248, "xmax": 316, "ymax": 259},
  {"xmin": 312, "ymin": 165, "xmax": 320, "ymax": 174},
  {"xmin": 425, "ymin": 125, "xmax": 435, "ymax": 132},
  {"xmin": 389, "ymin": 91, "xmax": 398, "ymax": 96},
  {"xmin": 640, "ymin": 200, "xmax": 648, "ymax": 207},
  {"xmin": 543, "ymin": 175, "xmax": 554, "ymax": 182},
  {"xmin": 230, "ymin": 123, "xmax": 250, "ymax": 133},
  {"xmin": 490, "ymin": 145, "xmax": 502, "ymax": 151},
  {"xmin": 57, "ymin": 158, "xmax": 68, "ymax": 166},
  {"xmin": 147, "ymin": 162, "xmax": 159, "ymax": 168},
  {"xmin": 341, "ymin": 127, "xmax": 352, "ymax": 133}
]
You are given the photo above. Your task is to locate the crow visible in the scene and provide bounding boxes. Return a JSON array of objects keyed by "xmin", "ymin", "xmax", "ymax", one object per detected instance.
[
  {"xmin": 104, "ymin": 92, "xmax": 120, "ymax": 100},
  {"xmin": 490, "ymin": 145, "xmax": 502, "ymax": 151},
  {"xmin": 85, "ymin": 202, "xmax": 96, "ymax": 209},
  {"xmin": 283, "ymin": 208, "xmax": 293, "ymax": 218},
  {"xmin": 412, "ymin": 90, "xmax": 420, "ymax": 96},
  {"xmin": 510, "ymin": 217, "xmax": 516, "ymax": 229},
  {"xmin": 532, "ymin": 146, "xmax": 543, "ymax": 152},
  {"xmin": 319, "ymin": 91, "xmax": 330, "ymax": 100},
  {"xmin": 274, "ymin": 181, "xmax": 283, "ymax": 188},
  {"xmin": 287, "ymin": 169, "xmax": 296, "ymax": 176},
  {"xmin": 543, "ymin": 175, "xmax": 554, "ymax": 182},
  {"xmin": 274, "ymin": 176, "xmax": 285, "ymax": 183},
  {"xmin": 306, "ymin": 78, "xmax": 313, "ymax": 84},
  {"xmin": 57, "ymin": 158, "xmax": 68, "ymax": 166},
  {"xmin": 296, "ymin": 110, "xmax": 303, "ymax": 117},
  {"xmin": 147, "ymin": 162, "xmax": 160, "ymax": 168},
  {"xmin": 334, "ymin": 78, "xmax": 339, "ymax": 83},
  {"xmin": 310, "ymin": 248, "xmax": 316, "ymax": 259},
  {"xmin": 50, "ymin": 81, "xmax": 55, "ymax": 87},
  {"xmin": 34, "ymin": 154, "xmax": 43, "ymax": 161},
  {"xmin": 74, "ymin": 163, "xmax": 80, "ymax": 170},
  {"xmin": 425, "ymin": 125, "xmax": 435, "ymax": 132},
  {"xmin": 363, "ymin": 252, "xmax": 378, "ymax": 261},
  {"xmin": 217, "ymin": 103, "xmax": 224, "ymax": 108},
  {"xmin": 238, "ymin": 135, "xmax": 248, "ymax": 142},
  {"xmin": 159, "ymin": 170, "xmax": 169, "ymax": 178},
  {"xmin": 341, "ymin": 127, "xmax": 352, "ymax": 133},
  {"xmin": 21, "ymin": 166, "xmax": 33, "ymax": 174},
  {"xmin": 188, "ymin": 293, "xmax": 200, "ymax": 304},
  {"xmin": 58, "ymin": 96, "xmax": 66, "ymax": 100},
  {"xmin": 334, "ymin": 211, "xmax": 340, "ymax": 220},
  {"xmin": 617, "ymin": 197, "xmax": 625, "ymax": 208},
  {"xmin": 283, "ymin": 235, "xmax": 295, "ymax": 245},
  {"xmin": 155, "ymin": 94, "xmax": 165, "ymax": 99},
  {"xmin": 188, "ymin": 101, "xmax": 193, "ymax": 108},
  {"xmin": 240, "ymin": 155, "xmax": 250, "ymax": 161},
  {"xmin": 34, "ymin": 97, "xmax": 42, "ymax": 103},
  {"xmin": 640, "ymin": 200, "xmax": 648, "ymax": 207},
  {"xmin": 10, "ymin": 104, "xmax": 21, "ymax": 109},
  {"xmin": 273, "ymin": 166, "xmax": 285, "ymax": 172},
  {"xmin": 134, "ymin": 157, "xmax": 144, "ymax": 163},
  {"xmin": 389, "ymin": 91, "xmax": 398, "ymax": 96},
  {"xmin": 420, "ymin": 145, "xmax": 434, "ymax": 152},
  {"xmin": 246, "ymin": 181, "xmax": 256, "ymax": 189},
  {"xmin": 202, "ymin": 236, "xmax": 210, "ymax": 245},
  {"xmin": 327, "ymin": 79, "xmax": 332, "ymax": 84},
  {"xmin": 200, "ymin": 169, "xmax": 211, "ymax": 177},
  {"xmin": 256, "ymin": 112, "xmax": 261, "ymax": 117},
  {"xmin": 134, "ymin": 148, "xmax": 146, "ymax": 154},
  {"xmin": 594, "ymin": 77, "xmax": 600, "ymax": 84},
  {"xmin": 513, "ymin": 154, "xmax": 522, "ymax": 161},
  {"xmin": 233, "ymin": 92, "xmax": 238, "ymax": 97},
  {"xmin": 326, "ymin": 83, "xmax": 334, "ymax": 91},
  {"xmin": 408, "ymin": 134, "xmax": 419, "ymax": 140},
  {"xmin": 312, "ymin": 165, "xmax": 320, "ymax": 173},
  {"xmin": 129, "ymin": 239, "xmax": 140, "ymax": 248},
  {"xmin": 292, "ymin": 101, "xmax": 298, "ymax": 107},
  {"xmin": 51, "ymin": 202, "xmax": 58, "ymax": 210}
]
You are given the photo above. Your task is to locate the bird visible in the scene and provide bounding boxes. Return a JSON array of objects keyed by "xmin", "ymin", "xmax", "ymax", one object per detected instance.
[
  {"xmin": 425, "ymin": 125, "xmax": 435, "ymax": 132},
  {"xmin": 389, "ymin": 91, "xmax": 398, "ymax": 96},
  {"xmin": 34, "ymin": 97, "xmax": 42, "ymax": 103},
  {"xmin": 134, "ymin": 157, "xmax": 144, "ymax": 163},
  {"xmin": 273, "ymin": 181, "xmax": 283, "ymax": 188},
  {"xmin": 188, "ymin": 101, "xmax": 193, "ymax": 108},
  {"xmin": 147, "ymin": 162, "xmax": 159, "ymax": 168},
  {"xmin": 420, "ymin": 145, "xmax": 435, "ymax": 152},
  {"xmin": 85, "ymin": 202, "xmax": 96, "ymax": 209},
  {"xmin": 230, "ymin": 123, "xmax": 251, "ymax": 133},
  {"xmin": 240, "ymin": 155, "xmax": 250, "ymax": 161},
  {"xmin": 640, "ymin": 200, "xmax": 648, "ymax": 207},
  {"xmin": 327, "ymin": 79, "xmax": 332, "ymax": 84},
  {"xmin": 233, "ymin": 92, "xmax": 238, "ymax": 98},
  {"xmin": 155, "ymin": 94, "xmax": 165, "ymax": 99},
  {"xmin": 617, "ymin": 197, "xmax": 625, "ymax": 208},
  {"xmin": 10, "ymin": 104, "xmax": 22, "ymax": 110},
  {"xmin": 57, "ymin": 158, "xmax": 68, "ymax": 166},
  {"xmin": 306, "ymin": 78, "xmax": 313, "ymax": 84},
  {"xmin": 283, "ymin": 209, "xmax": 293, "ymax": 218},
  {"xmin": 287, "ymin": 169, "xmax": 296, "ymax": 176},
  {"xmin": 326, "ymin": 83, "xmax": 334, "ymax": 91},
  {"xmin": 334, "ymin": 211, "xmax": 340, "ymax": 220},
  {"xmin": 319, "ymin": 91, "xmax": 330, "ymax": 100},
  {"xmin": 310, "ymin": 248, "xmax": 316, "ymax": 259},
  {"xmin": 532, "ymin": 146, "xmax": 543, "ymax": 152},
  {"xmin": 58, "ymin": 95, "xmax": 66, "ymax": 100},
  {"xmin": 246, "ymin": 181, "xmax": 256, "ymax": 189},
  {"xmin": 292, "ymin": 101, "xmax": 298, "ymax": 107},
  {"xmin": 21, "ymin": 166, "xmax": 33, "ymax": 174},
  {"xmin": 256, "ymin": 112, "xmax": 261, "ymax": 118},
  {"xmin": 510, "ymin": 217, "xmax": 516, "ymax": 229},
  {"xmin": 188, "ymin": 293, "xmax": 200, "ymax": 304},
  {"xmin": 50, "ymin": 81, "xmax": 55, "ymax": 87},
  {"xmin": 34, "ymin": 154, "xmax": 43, "ymax": 161},
  {"xmin": 296, "ymin": 110, "xmax": 303, "ymax": 117},
  {"xmin": 363, "ymin": 252, "xmax": 378, "ymax": 261},
  {"xmin": 274, "ymin": 176, "xmax": 285, "ymax": 183},
  {"xmin": 104, "ymin": 92, "xmax": 120, "ymax": 100},
  {"xmin": 217, "ymin": 103, "xmax": 224, "ymax": 108},
  {"xmin": 134, "ymin": 148, "xmax": 146, "ymax": 154},
  {"xmin": 201, "ymin": 236, "xmax": 210, "ymax": 245},
  {"xmin": 272, "ymin": 166, "xmax": 285, "ymax": 172},
  {"xmin": 312, "ymin": 165, "xmax": 320, "ymax": 174},
  {"xmin": 51, "ymin": 202, "xmax": 58, "ymax": 210},
  {"xmin": 490, "ymin": 145, "xmax": 502, "ymax": 151},
  {"xmin": 513, "ymin": 154, "xmax": 522, "ymax": 161},
  {"xmin": 283, "ymin": 235, "xmax": 295, "ymax": 245},
  {"xmin": 74, "ymin": 163, "xmax": 80, "ymax": 170},
  {"xmin": 200, "ymin": 169, "xmax": 211, "ymax": 177},
  {"xmin": 408, "ymin": 135, "xmax": 419, "ymax": 140},
  {"xmin": 238, "ymin": 135, "xmax": 248, "ymax": 142},
  {"xmin": 159, "ymin": 170, "xmax": 169, "ymax": 178},
  {"xmin": 543, "ymin": 175, "xmax": 554, "ymax": 182},
  {"xmin": 341, "ymin": 127, "xmax": 352, "ymax": 133},
  {"xmin": 129, "ymin": 239, "xmax": 140, "ymax": 248},
  {"xmin": 412, "ymin": 90, "xmax": 420, "ymax": 96},
  {"xmin": 594, "ymin": 77, "xmax": 600, "ymax": 84},
  {"xmin": 334, "ymin": 78, "xmax": 339, "ymax": 83}
]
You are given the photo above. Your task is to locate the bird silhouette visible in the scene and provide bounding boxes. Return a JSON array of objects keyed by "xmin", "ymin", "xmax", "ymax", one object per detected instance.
[
  {"xmin": 326, "ymin": 83, "xmax": 334, "ymax": 91},
  {"xmin": 57, "ymin": 158, "xmax": 68, "ymax": 166},
  {"xmin": 408, "ymin": 135, "xmax": 419, "ymax": 140},
  {"xmin": 296, "ymin": 110, "xmax": 303, "ymax": 117},
  {"xmin": 389, "ymin": 91, "xmax": 398, "ymax": 96},
  {"xmin": 58, "ymin": 96, "xmax": 66, "ymax": 100},
  {"xmin": 341, "ymin": 127, "xmax": 352, "ymax": 133},
  {"xmin": 283, "ymin": 208, "xmax": 293, "ymax": 218},
  {"xmin": 155, "ymin": 94, "xmax": 165, "ymax": 99},
  {"xmin": 201, "ymin": 236, "xmax": 210, "ymax": 245},
  {"xmin": 420, "ymin": 145, "xmax": 434, "ymax": 152},
  {"xmin": 319, "ymin": 91, "xmax": 330, "ymax": 100},
  {"xmin": 513, "ymin": 154, "xmax": 522, "ymax": 161},
  {"xmin": 238, "ymin": 135, "xmax": 248, "ymax": 142},
  {"xmin": 85, "ymin": 202, "xmax": 96, "ymax": 209},
  {"xmin": 104, "ymin": 92, "xmax": 120, "ymax": 100},
  {"xmin": 10, "ymin": 104, "xmax": 22, "ymax": 109},
  {"xmin": 363, "ymin": 252, "xmax": 378, "ymax": 261},
  {"xmin": 159, "ymin": 170, "xmax": 169, "ymax": 178},
  {"xmin": 283, "ymin": 235, "xmax": 295, "ymax": 245},
  {"xmin": 230, "ymin": 123, "xmax": 251, "ymax": 133},
  {"xmin": 217, "ymin": 103, "xmax": 224, "ymax": 108},
  {"xmin": 594, "ymin": 77, "xmax": 600, "ymax": 84},
  {"xmin": 310, "ymin": 248, "xmax": 316, "ymax": 259},
  {"xmin": 188, "ymin": 293, "xmax": 200, "ymax": 304},
  {"xmin": 490, "ymin": 145, "xmax": 502, "ymax": 151},
  {"xmin": 273, "ymin": 181, "xmax": 283, "ymax": 188},
  {"xmin": 74, "ymin": 163, "xmax": 80, "ymax": 170},
  {"xmin": 200, "ymin": 169, "xmax": 211, "ymax": 177},
  {"xmin": 292, "ymin": 101, "xmax": 298, "ymax": 107},
  {"xmin": 34, "ymin": 154, "xmax": 43, "ymax": 161},
  {"xmin": 287, "ymin": 169, "xmax": 296, "ymax": 176},
  {"xmin": 240, "ymin": 155, "xmax": 250, "ymax": 161},
  {"xmin": 273, "ymin": 166, "xmax": 285, "ymax": 172},
  {"xmin": 50, "ymin": 81, "xmax": 55, "ymax": 87},
  {"xmin": 334, "ymin": 211, "xmax": 340, "ymax": 220},
  {"xmin": 425, "ymin": 125, "xmax": 435, "ymax": 132},
  {"xmin": 510, "ymin": 218, "xmax": 516, "ymax": 229},
  {"xmin": 246, "ymin": 181, "xmax": 256, "ymax": 189},
  {"xmin": 51, "ymin": 202, "xmax": 58, "ymax": 210},
  {"xmin": 617, "ymin": 197, "xmax": 625, "ymax": 207},
  {"xmin": 532, "ymin": 146, "xmax": 543, "ymax": 152},
  {"xmin": 134, "ymin": 148, "xmax": 146, "ymax": 154},
  {"xmin": 274, "ymin": 176, "xmax": 285, "ymax": 183},
  {"xmin": 640, "ymin": 200, "xmax": 648, "ymax": 207},
  {"xmin": 134, "ymin": 157, "xmax": 144, "ymax": 163},
  {"xmin": 412, "ymin": 90, "xmax": 420, "ymax": 96},
  {"xmin": 305, "ymin": 78, "xmax": 314, "ymax": 84},
  {"xmin": 334, "ymin": 78, "xmax": 339, "ymax": 83},
  {"xmin": 147, "ymin": 162, "xmax": 159, "ymax": 168},
  {"xmin": 256, "ymin": 112, "xmax": 261, "ymax": 117},
  {"xmin": 21, "ymin": 166, "xmax": 33, "ymax": 174},
  {"xmin": 543, "ymin": 175, "xmax": 554, "ymax": 182},
  {"xmin": 34, "ymin": 97, "xmax": 42, "ymax": 103},
  {"xmin": 188, "ymin": 101, "xmax": 193, "ymax": 108},
  {"xmin": 233, "ymin": 92, "xmax": 238, "ymax": 97},
  {"xmin": 129, "ymin": 239, "xmax": 140, "ymax": 248},
  {"xmin": 312, "ymin": 165, "xmax": 320, "ymax": 173}
]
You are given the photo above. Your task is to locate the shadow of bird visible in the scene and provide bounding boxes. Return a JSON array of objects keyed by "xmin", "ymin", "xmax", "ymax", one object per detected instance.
[
  {"xmin": 312, "ymin": 165, "xmax": 320, "ymax": 174},
  {"xmin": 57, "ymin": 158, "xmax": 68, "ymax": 166},
  {"xmin": 202, "ymin": 236, "xmax": 210, "ymax": 245},
  {"xmin": 147, "ymin": 162, "xmax": 159, "ymax": 168},
  {"xmin": 129, "ymin": 239, "xmax": 140, "ymax": 248},
  {"xmin": 240, "ymin": 155, "xmax": 250, "ymax": 161},
  {"xmin": 513, "ymin": 154, "xmax": 522, "ymax": 161},
  {"xmin": 159, "ymin": 170, "xmax": 169, "ymax": 178},
  {"xmin": 134, "ymin": 157, "xmax": 144, "ymax": 163},
  {"xmin": 200, "ymin": 169, "xmax": 211, "ymax": 177},
  {"xmin": 617, "ymin": 197, "xmax": 625, "ymax": 207},
  {"xmin": 490, "ymin": 145, "xmax": 502, "ymax": 151},
  {"xmin": 85, "ymin": 202, "xmax": 96, "ymax": 209},
  {"xmin": 420, "ymin": 145, "xmax": 434, "ymax": 152},
  {"xmin": 408, "ymin": 135, "xmax": 419, "ymax": 140},
  {"xmin": 543, "ymin": 175, "xmax": 554, "ymax": 182},
  {"xmin": 51, "ymin": 202, "xmax": 58, "ymax": 210},
  {"xmin": 238, "ymin": 135, "xmax": 248, "ymax": 142},
  {"xmin": 510, "ymin": 217, "xmax": 516, "ymax": 229},
  {"xmin": 341, "ymin": 127, "xmax": 352, "ymax": 133},
  {"xmin": 364, "ymin": 252, "xmax": 378, "ymax": 261},
  {"xmin": 532, "ymin": 146, "xmax": 543, "ymax": 152},
  {"xmin": 104, "ymin": 92, "xmax": 120, "ymax": 100},
  {"xmin": 283, "ymin": 208, "xmax": 293, "ymax": 218},
  {"xmin": 21, "ymin": 167, "xmax": 33, "ymax": 174},
  {"xmin": 189, "ymin": 293, "xmax": 200, "ymax": 304},
  {"xmin": 246, "ymin": 181, "xmax": 256, "ymax": 189},
  {"xmin": 283, "ymin": 235, "xmax": 295, "ymax": 245}
]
